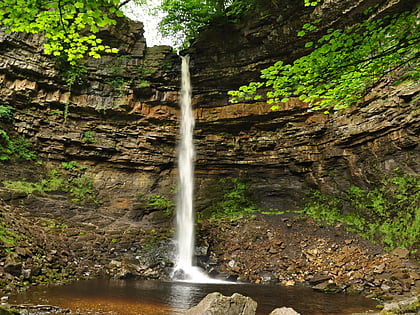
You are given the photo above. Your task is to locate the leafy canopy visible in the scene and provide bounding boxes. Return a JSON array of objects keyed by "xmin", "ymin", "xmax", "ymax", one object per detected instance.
[
  {"xmin": 0, "ymin": 0, "xmax": 321, "ymax": 58},
  {"xmin": 157, "ymin": 0, "xmax": 259, "ymax": 49},
  {"xmin": 228, "ymin": 5, "xmax": 420, "ymax": 112},
  {"xmin": 156, "ymin": 0, "xmax": 321, "ymax": 49},
  {"xmin": 0, "ymin": 0, "xmax": 125, "ymax": 63}
]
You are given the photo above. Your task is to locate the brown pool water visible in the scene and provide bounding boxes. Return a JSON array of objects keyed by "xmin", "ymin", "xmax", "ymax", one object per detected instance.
[{"xmin": 8, "ymin": 279, "xmax": 378, "ymax": 314}]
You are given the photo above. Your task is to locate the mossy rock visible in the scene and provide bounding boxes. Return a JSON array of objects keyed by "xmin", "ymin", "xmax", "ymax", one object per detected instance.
[
  {"xmin": 0, "ymin": 307, "xmax": 20, "ymax": 315},
  {"xmin": 312, "ymin": 281, "xmax": 343, "ymax": 293}
]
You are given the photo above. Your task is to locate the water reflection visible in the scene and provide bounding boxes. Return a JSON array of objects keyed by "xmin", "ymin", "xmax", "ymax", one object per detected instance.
[
  {"xmin": 8, "ymin": 279, "xmax": 377, "ymax": 315},
  {"xmin": 169, "ymin": 282, "xmax": 197, "ymax": 311}
]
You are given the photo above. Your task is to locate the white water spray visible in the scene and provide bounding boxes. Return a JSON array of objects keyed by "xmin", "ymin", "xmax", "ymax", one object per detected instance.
[{"xmin": 173, "ymin": 56, "xmax": 225, "ymax": 283}]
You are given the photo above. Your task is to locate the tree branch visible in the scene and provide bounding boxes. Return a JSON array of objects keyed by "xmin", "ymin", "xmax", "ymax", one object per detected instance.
[
  {"xmin": 57, "ymin": 0, "xmax": 68, "ymax": 34},
  {"xmin": 118, "ymin": 0, "xmax": 132, "ymax": 9}
]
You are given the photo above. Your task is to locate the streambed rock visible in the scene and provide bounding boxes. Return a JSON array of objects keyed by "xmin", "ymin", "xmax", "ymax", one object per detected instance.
[
  {"xmin": 185, "ymin": 292, "xmax": 257, "ymax": 315},
  {"xmin": 186, "ymin": 292, "xmax": 302, "ymax": 315},
  {"xmin": 269, "ymin": 307, "xmax": 300, "ymax": 315}
]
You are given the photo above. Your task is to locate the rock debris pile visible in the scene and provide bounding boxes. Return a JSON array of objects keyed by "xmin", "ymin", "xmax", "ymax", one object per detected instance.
[{"xmin": 202, "ymin": 214, "xmax": 419, "ymax": 298}]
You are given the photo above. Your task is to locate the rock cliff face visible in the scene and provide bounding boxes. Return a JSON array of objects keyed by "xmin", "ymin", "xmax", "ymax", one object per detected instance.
[
  {"xmin": 186, "ymin": 0, "xmax": 418, "ymax": 97},
  {"xmin": 187, "ymin": 0, "xmax": 419, "ymax": 210},
  {"xmin": 0, "ymin": 0, "xmax": 419, "ymax": 219},
  {"xmin": 0, "ymin": 21, "xmax": 181, "ymax": 216}
]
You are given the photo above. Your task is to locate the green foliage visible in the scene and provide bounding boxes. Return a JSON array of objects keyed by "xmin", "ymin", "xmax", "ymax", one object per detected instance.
[
  {"xmin": 304, "ymin": 0, "xmax": 321, "ymax": 6},
  {"xmin": 82, "ymin": 131, "xmax": 98, "ymax": 143},
  {"xmin": 0, "ymin": 106, "xmax": 14, "ymax": 120},
  {"xmin": 37, "ymin": 218, "xmax": 68, "ymax": 229},
  {"xmin": 0, "ymin": 0, "xmax": 122, "ymax": 63},
  {"xmin": 2, "ymin": 180, "xmax": 44, "ymax": 195},
  {"xmin": 0, "ymin": 135, "xmax": 37, "ymax": 161},
  {"xmin": 58, "ymin": 161, "xmax": 96, "ymax": 203},
  {"xmin": 147, "ymin": 195, "xmax": 174, "ymax": 216},
  {"xmin": 302, "ymin": 174, "xmax": 420, "ymax": 251},
  {"xmin": 2, "ymin": 162, "xmax": 97, "ymax": 204},
  {"xmin": 102, "ymin": 54, "xmax": 154, "ymax": 94},
  {"xmin": 0, "ymin": 219, "xmax": 19, "ymax": 246},
  {"xmin": 1, "ymin": 105, "xmax": 36, "ymax": 160},
  {"xmin": 8, "ymin": 137, "xmax": 37, "ymax": 160},
  {"xmin": 105, "ymin": 77, "xmax": 130, "ymax": 95},
  {"xmin": 67, "ymin": 174, "xmax": 96, "ymax": 203},
  {"xmin": 200, "ymin": 178, "xmax": 258, "ymax": 221},
  {"xmin": 0, "ymin": 130, "xmax": 11, "ymax": 161},
  {"xmin": 137, "ymin": 80, "xmax": 151, "ymax": 88},
  {"xmin": 104, "ymin": 54, "xmax": 131, "ymax": 75},
  {"xmin": 41, "ymin": 169, "xmax": 65, "ymax": 191},
  {"xmin": 62, "ymin": 60, "xmax": 88, "ymax": 88},
  {"xmin": 46, "ymin": 109, "xmax": 64, "ymax": 116},
  {"xmin": 57, "ymin": 45, "xmax": 89, "ymax": 124},
  {"xmin": 0, "ymin": 105, "xmax": 14, "ymax": 160},
  {"xmin": 61, "ymin": 161, "xmax": 79, "ymax": 171},
  {"xmin": 229, "ymin": 6, "xmax": 420, "ymax": 112},
  {"xmin": 157, "ymin": 0, "xmax": 259, "ymax": 49}
]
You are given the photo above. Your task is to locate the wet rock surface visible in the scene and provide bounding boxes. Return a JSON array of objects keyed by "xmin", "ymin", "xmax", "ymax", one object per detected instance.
[{"xmin": 269, "ymin": 307, "xmax": 300, "ymax": 315}]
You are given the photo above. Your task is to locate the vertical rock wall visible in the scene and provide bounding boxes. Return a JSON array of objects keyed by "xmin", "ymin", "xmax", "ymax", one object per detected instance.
[
  {"xmin": 0, "ymin": 0, "xmax": 418, "ymax": 219},
  {"xmin": 0, "ymin": 20, "xmax": 182, "ymax": 217},
  {"xmin": 184, "ymin": 0, "xmax": 419, "ymax": 209}
]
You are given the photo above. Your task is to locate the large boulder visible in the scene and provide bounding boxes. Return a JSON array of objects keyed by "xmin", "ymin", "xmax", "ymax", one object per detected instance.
[
  {"xmin": 185, "ymin": 292, "xmax": 257, "ymax": 315},
  {"xmin": 269, "ymin": 307, "xmax": 301, "ymax": 315}
]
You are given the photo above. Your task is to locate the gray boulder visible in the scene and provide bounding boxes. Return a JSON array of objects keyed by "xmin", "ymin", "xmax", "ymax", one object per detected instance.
[
  {"xmin": 269, "ymin": 307, "xmax": 301, "ymax": 315},
  {"xmin": 185, "ymin": 292, "xmax": 257, "ymax": 315}
]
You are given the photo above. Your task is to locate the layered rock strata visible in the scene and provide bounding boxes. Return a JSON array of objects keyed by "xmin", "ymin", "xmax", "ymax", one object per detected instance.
[{"xmin": 1, "ymin": 0, "xmax": 418, "ymax": 212}]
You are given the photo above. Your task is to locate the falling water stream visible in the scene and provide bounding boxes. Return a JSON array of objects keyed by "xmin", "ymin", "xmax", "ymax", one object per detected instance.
[
  {"xmin": 172, "ymin": 55, "xmax": 222, "ymax": 282},
  {"xmin": 173, "ymin": 55, "xmax": 196, "ymax": 278}
]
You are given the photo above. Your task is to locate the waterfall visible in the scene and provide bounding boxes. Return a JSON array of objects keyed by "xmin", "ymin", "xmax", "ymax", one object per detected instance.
[
  {"xmin": 174, "ymin": 55, "xmax": 196, "ymax": 276},
  {"xmin": 171, "ymin": 56, "xmax": 214, "ymax": 282},
  {"xmin": 173, "ymin": 55, "xmax": 230, "ymax": 283}
]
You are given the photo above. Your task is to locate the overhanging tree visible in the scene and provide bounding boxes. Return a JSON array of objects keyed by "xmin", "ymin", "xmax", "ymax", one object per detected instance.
[
  {"xmin": 228, "ymin": 5, "xmax": 420, "ymax": 112},
  {"xmin": 0, "ymin": 0, "xmax": 130, "ymax": 64},
  {"xmin": 157, "ymin": 0, "xmax": 259, "ymax": 49},
  {"xmin": 156, "ymin": 0, "xmax": 321, "ymax": 49}
]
